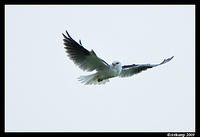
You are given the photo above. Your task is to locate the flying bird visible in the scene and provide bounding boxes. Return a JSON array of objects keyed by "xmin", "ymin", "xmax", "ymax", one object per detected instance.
[{"xmin": 62, "ymin": 30, "xmax": 174, "ymax": 85}]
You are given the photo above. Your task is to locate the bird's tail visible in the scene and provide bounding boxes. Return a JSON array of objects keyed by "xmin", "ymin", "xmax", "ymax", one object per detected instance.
[{"xmin": 78, "ymin": 73, "xmax": 109, "ymax": 85}]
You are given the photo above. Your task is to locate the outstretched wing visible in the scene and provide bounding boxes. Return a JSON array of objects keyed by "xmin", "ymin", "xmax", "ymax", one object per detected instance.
[
  {"xmin": 119, "ymin": 56, "xmax": 174, "ymax": 77},
  {"xmin": 62, "ymin": 30, "xmax": 110, "ymax": 72}
]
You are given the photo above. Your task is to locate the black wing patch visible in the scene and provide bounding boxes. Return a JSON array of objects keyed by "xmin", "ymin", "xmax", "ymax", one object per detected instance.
[{"xmin": 122, "ymin": 64, "xmax": 137, "ymax": 69}]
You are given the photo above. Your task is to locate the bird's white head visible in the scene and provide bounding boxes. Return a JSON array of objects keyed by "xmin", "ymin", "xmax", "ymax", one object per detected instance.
[{"xmin": 112, "ymin": 61, "xmax": 121, "ymax": 67}]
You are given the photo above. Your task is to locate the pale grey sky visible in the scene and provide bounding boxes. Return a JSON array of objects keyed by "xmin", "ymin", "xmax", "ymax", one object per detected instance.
[{"xmin": 5, "ymin": 5, "xmax": 195, "ymax": 132}]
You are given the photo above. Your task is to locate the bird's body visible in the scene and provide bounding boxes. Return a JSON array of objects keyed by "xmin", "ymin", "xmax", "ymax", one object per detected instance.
[
  {"xmin": 78, "ymin": 62, "xmax": 122, "ymax": 85},
  {"xmin": 62, "ymin": 30, "xmax": 174, "ymax": 85}
]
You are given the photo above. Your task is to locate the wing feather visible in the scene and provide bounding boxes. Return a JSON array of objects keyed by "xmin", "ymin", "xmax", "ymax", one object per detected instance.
[
  {"xmin": 120, "ymin": 56, "xmax": 174, "ymax": 77},
  {"xmin": 62, "ymin": 30, "xmax": 110, "ymax": 72}
]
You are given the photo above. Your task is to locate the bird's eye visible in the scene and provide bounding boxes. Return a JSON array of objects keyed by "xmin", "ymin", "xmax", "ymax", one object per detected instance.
[{"xmin": 116, "ymin": 62, "xmax": 119, "ymax": 64}]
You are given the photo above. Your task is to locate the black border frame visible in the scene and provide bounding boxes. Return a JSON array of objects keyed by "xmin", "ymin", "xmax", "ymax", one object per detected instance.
[{"xmin": 2, "ymin": 0, "xmax": 198, "ymax": 136}]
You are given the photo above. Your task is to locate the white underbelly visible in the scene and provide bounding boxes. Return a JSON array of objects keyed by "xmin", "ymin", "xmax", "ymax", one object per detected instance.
[{"xmin": 100, "ymin": 67, "xmax": 121, "ymax": 79}]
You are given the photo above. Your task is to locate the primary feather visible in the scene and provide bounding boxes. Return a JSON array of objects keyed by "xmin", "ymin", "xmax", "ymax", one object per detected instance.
[{"xmin": 62, "ymin": 31, "xmax": 109, "ymax": 72}]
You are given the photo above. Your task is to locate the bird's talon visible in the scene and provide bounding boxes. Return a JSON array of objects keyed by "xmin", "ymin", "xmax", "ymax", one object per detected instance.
[{"xmin": 98, "ymin": 79, "xmax": 103, "ymax": 82}]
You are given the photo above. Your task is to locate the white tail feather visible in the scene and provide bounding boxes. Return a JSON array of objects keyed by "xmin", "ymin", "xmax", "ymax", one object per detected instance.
[{"xmin": 78, "ymin": 73, "xmax": 109, "ymax": 85}]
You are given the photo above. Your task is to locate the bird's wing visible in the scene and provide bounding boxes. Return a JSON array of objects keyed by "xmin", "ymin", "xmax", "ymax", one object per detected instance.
[
  {"xmin": 119, "ymin": 56, "xmax": 174, "ymax": 77},
  {"xmin": 62, "ymin": 30, "xmax": 110, "ymax": 72}
]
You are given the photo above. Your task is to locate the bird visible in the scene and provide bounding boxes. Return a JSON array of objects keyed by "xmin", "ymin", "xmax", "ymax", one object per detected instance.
[{"xmin": 62, "ymin": 30, "xmax": 174, "ymax": 85}]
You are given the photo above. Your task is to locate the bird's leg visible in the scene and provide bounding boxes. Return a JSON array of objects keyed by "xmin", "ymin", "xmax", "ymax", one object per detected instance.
[{"xmin": 98, "ymin": 78, "xmax": 103, "ymax": 82}]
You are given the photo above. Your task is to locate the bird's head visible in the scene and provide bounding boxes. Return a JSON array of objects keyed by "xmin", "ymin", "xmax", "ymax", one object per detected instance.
[{"xmin": 112, "ymin": 61, "xmax": 121, "ymax": 67}]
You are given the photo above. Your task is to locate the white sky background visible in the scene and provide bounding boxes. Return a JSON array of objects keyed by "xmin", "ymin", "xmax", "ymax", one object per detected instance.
[{"xmin": 5, "ymin": 5, "xmax": 195, "ymax": 132}]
